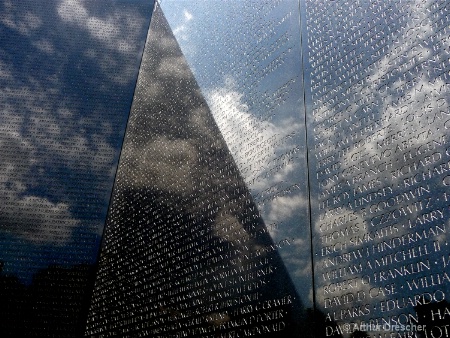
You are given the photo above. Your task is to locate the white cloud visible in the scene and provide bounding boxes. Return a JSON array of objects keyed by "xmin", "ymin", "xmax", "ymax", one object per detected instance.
[
  {"xmin": 57, "ymin": 0, "xmax": 88, "ymax": 23},
  {"xmin": 86, "ymin": 17, "xmax": 118, "ymax": 41},
  {"xmin": 266, "ymin": 195, "xmax": 307, "ymax": 231},
  {"xmin": 0, "ymin": 131, "xmax": 79, "ymax": 245},
  {"xmin": 0, "ymin": 4, "xmax": 42, "ymax": 35},
  {"xmin": 183, "ymin": 9, "xmax": 193, "ymax": 22},
  {"xmin": 0, "ymin": 84, "xmax": 118, "ymax": 245},
  {"xmin": 206, "ymin": 79, "xmax": 303, "ymax": 196},
  {"xmin": 33, "ymin": 39, "xmax": 55, "ymax": 54},
  {"xmin": 171, "ymin": 8, "xmax": 194, "ymax": 43},
  {"xmin": 57, "ymin": 0, "xmax": 146, "ymax": 58}
]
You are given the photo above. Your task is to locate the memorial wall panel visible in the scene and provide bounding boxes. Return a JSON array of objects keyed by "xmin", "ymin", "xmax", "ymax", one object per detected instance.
[
  {"xmin": 86, "ymin": 4, "xmax": 308, "ymax": 336},
  {"xmin": 0, "ymin": 0, "xmax": 154, "ymax": 336},
  {"xmin": 303, "ymin": 0, "xmax": 450, "ymax": 337},
  {"xmin": 161, "ymin": 0, "xmax": 313, "ymax": 311}
]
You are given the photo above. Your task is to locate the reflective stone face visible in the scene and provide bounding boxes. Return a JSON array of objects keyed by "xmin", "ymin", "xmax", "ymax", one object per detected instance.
[
  {"xmin": 0, "ymin": 0, "xmax": 153, "ymax": 336},
  {"xmin": 303, "ymin": 0, "xmax": 450, "ymax": 336},
  {"xmin": 2, "ymin": 0, "xmax": 450, "ymax": 336},
  {"xmin": 160, "ymin": 0, "xmax": 312, "ymax": 310},
  {"xmin": 86, "ymin": 5, "xmax": 308, "ymax": 336}
]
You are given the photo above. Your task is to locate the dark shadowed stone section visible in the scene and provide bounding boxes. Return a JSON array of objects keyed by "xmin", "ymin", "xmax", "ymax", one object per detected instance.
[{"xmin": 85, "ymin": 4, "xmax": 307, "ymax": 337}]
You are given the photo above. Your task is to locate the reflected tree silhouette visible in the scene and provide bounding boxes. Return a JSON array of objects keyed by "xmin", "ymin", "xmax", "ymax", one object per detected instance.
[{"xmin": 0, "ymin": 261, "xmax": 95, "ymax": 337}]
